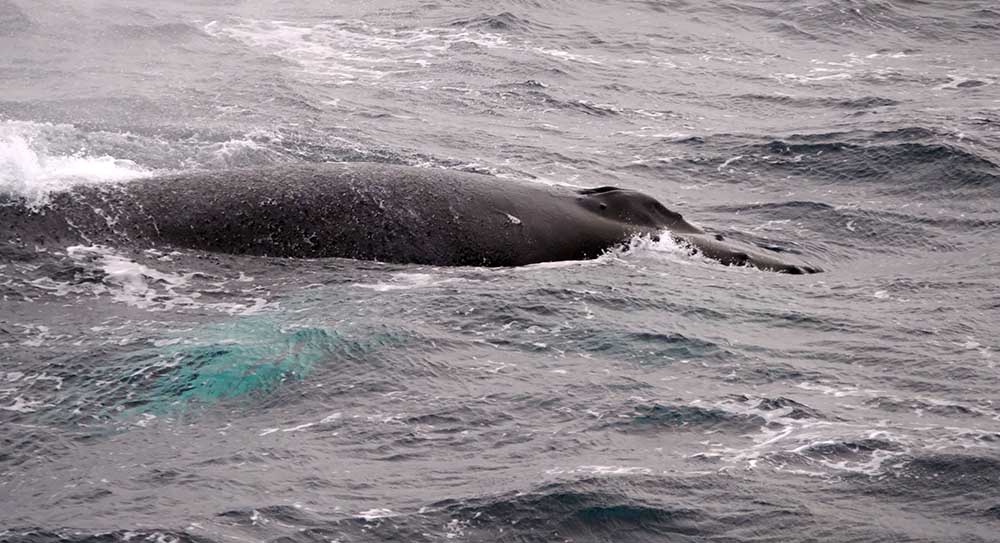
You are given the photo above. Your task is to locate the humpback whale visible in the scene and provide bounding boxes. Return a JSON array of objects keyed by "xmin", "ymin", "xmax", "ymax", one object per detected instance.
[{"xmin": 0, "ymin": 162, "xmax": 821, "ymax": 273}]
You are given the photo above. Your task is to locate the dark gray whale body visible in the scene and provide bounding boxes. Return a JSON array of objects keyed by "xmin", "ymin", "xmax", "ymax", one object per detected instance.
[{"xmin": 1, "ymin": 162, "xmax": 821, "ymax": 273}]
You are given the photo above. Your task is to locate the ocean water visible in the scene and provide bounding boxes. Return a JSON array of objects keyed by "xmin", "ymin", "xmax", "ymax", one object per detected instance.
[{"xmin": 1, "ymin": 1, "xmax": 999, "ymax": 541}]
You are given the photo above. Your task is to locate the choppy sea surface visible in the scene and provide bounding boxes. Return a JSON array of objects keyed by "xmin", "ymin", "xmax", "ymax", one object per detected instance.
[{"xmin": 2, "ymin": 1, "xmax": 999, "ymax": 541}]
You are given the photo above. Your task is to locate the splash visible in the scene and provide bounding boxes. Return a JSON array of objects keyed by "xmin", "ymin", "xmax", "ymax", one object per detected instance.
[
  {"xmin": 0, "ymin": 120, "xmax": 151, "ymax": 206},
  {"xmin": 62, "ymin": 245, "xmax": 274, "ymax": 314}
]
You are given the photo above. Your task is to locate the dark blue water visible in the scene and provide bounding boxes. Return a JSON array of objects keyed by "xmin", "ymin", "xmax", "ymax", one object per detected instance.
[{"xmin": 2, "ymin": 1, "xmax": 999, "ymax": 541}]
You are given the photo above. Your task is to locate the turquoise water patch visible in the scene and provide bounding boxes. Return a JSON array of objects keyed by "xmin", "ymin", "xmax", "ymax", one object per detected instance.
[
  {"xmin": 153, "ymin": 325, "xmax": 324, "ymax": 404},
  {"xmin": 119, "ymin": 316, "xmax": 400, "ymax": 416}
]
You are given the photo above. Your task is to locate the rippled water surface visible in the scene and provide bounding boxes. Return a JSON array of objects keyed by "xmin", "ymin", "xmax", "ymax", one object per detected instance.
[{"xmin": 2, "ymin": 1, "xmax": 999, "ymax": 542}]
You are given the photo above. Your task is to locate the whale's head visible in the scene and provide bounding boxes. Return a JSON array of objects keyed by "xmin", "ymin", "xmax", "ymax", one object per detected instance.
[
  {"xmin": 574, "ymin": 186, "xmax": 822, "ymax": 274},
  {"xmin": 576, "ymin": 186, "xmax": 704, "ymax": 234}
]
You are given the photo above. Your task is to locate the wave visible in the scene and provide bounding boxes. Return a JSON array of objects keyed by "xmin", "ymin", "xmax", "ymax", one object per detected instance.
[
  {"xmin": 754, "ymin": 139, "xmax": 998, "ymax": 183},
  {"xmin": 769, "ymin": 0, "xmax": 995, "ymax": 44},
  {"xmin": 730, "ymin": 394, "xmax": 825, "ymax": 420},
  {"xmin": 702, "ymin": 199, "xmax": 996, "ymax": 255},
  {"xmin": 431, "ymin": 479, "xmax": 711, "ymax": 542},
  {"xmin": 480, "ymin": 86, "xmax": 621, "ymax": 117},
  {"xmin": 602, "ymin": 402, "xmax": 767, "ymax": 434},
  {"xmin": 746, "ymin": 140, "xmax": 999, "ymax": 191},
  {"xmin": 732, "ymin": 93, "xmax": 900, "ymax": 110},
  {"xmin": 794, "ymin": 437, "xmax": 904, "ymax": 463},
  {"xmin": 691, "ymin": 201, "xmax": 955, "ymax": 260},
  {"xmin": 864, "ymin": 396, "xmax": 988, "ymax": 418},
  {"xmin": 855, "ymin": 452, "xmax": 1000, "ymax": 520},
  {"xmin": 663, "ymin": 127, "xmax": 1000, "ymax": 199},
  {"xmin": 446, "ymin": 11, "xmax": 550, "ymax": 33}
]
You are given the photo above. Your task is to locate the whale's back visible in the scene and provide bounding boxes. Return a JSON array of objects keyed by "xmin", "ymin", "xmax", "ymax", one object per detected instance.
[{"xmin": 101, "ymin": 163, "xmax": 633, "ymax": 265}]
